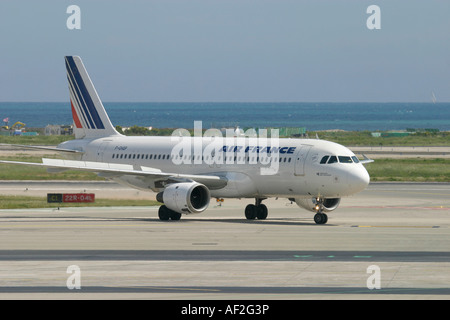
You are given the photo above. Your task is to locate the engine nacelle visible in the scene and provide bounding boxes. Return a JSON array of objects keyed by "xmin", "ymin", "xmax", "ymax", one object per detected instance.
[
  {"xmin": 157, "ymin": 182, "xmax": 210, "ymax": 214},
  {"xmin": 294, "ymin": 197, "xmax": 341, "ymax": 213}
]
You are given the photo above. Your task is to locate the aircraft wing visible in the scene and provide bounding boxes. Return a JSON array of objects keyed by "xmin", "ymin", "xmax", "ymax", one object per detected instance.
[
  {"xmin": 0, "ymin": 158, "xmax": 227, "ymax": 190},
  {"xmin": 0, "ymin": 144, "xmax": 84, "ymax": 154}
]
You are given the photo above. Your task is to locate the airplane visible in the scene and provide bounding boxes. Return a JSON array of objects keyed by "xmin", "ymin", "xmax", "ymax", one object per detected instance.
[{"xmin": 0, "ymin": 56, "xmax": 372, "ymax": 224}]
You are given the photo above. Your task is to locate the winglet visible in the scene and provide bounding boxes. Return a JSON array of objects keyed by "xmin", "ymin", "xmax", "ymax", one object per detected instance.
[{"xmin": 360, "ymin": 154, "xmax": 374, "ymax": 164}]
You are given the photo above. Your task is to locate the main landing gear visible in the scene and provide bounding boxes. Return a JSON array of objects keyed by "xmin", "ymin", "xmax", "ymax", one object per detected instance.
[
  {"xmin": 245, "ymin": 198, "xmax": 268, "ymax": 220},
  {"xmin": 313, "ymin": 197, "xmax": 328, "ymax": 225},
  {"xmin": 158, "ymin": 205, "xmax": 182, "ymax": 221}
]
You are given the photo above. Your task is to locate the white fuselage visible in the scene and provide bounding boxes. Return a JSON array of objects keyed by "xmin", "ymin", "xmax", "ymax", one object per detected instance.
[{"xmin": 59, "ymin": 135, "xmax": 370, "ymax": 200}]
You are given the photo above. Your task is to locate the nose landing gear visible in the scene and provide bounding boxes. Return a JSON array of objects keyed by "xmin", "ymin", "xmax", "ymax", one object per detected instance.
[
  {"xmin": 314, "ymin": 212, "xmax": 328, "ymax": 224},
  {"xmin": 313, "ymin": 197, "xmax": 328, "ymax": 225}
]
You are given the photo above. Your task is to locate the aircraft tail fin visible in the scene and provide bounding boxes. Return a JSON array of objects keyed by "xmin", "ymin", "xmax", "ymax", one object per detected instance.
[{"xmin": 65, "ymin": 56, "xmax": 121, "ymax": 139}]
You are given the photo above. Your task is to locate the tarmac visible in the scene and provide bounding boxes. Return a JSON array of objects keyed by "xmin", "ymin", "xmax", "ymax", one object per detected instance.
[{"xmin": 0, "ymin": 181, "xmax": 449, "ymax": 300}]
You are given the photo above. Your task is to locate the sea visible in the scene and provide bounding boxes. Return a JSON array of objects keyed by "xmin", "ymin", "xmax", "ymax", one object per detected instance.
[{"xmin": 0, "ymin": 102, "xmax": 449, "ymax": 132}]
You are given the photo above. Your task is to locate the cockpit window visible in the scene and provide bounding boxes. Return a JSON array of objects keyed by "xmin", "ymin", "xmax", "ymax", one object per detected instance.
[
  {"xmin": 320, "ymin": 156, "xmax": 329, "ymax": 164},
  {"xmin": 338, "ymin": 156, "xmax": 353, "ymax": 163},
  {"xmin": 327, "ymin": 156, "xmax": 338, "ymax": 164},
  {"xmin": 320, "ymin": 155, "xmax": 357, "ymax": 164}
]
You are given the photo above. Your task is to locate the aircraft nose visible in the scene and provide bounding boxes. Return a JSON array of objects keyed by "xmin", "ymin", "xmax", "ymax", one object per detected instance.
[{"xmin": 348, "ymin": 166, "xmax": 370, "ymax": 193}]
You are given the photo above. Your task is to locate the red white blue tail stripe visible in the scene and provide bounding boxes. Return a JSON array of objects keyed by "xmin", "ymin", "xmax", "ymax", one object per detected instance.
[
  {"xmin": 65, "ymin": 56, "xmax": 119, "ymax": 139},
  {"xmin": 65, "ymin": 56, "xmax": 105, "ymax": 130}
]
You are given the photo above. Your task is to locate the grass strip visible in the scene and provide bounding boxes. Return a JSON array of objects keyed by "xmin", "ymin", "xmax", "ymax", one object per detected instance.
[
  {"xmin": 1, "ymin": 130, "xmax": 450, "ymax": 146},
  {"xmin": 365, "ymin": 158, "xmax": 450, "ymax": 182}
]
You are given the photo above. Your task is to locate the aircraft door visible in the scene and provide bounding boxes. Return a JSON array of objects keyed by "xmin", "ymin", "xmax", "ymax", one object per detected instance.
[
  {"xmin": 96, "ymin": 141, "xmax": 110, "ymax": 162},
  {"xmin": 294, "ymin": 145, "xmax": 312, "ymax": 176}
]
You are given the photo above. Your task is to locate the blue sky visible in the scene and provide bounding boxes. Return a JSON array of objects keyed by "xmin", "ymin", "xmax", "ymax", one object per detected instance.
[{"xmin": 1, "ymin": 0, "xmax": 450, "ymax": 102}]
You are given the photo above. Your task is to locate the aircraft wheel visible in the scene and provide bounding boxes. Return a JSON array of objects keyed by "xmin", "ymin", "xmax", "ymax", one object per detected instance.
[
  {"xmin": 245, "ymin": 204, "xmax": 257, "ymax": 220},
  {"xmin": 256, "ymin": 204, "xmax": 268, "ymax": 220},
  {"xmin": 158, "ymin": 205, "xmax": 171, "ymax": 221},
  {"xmin": 170, "ymin": 211, "xmax": 182, "ymax": 221},
  {"xmin": 314, "ymin": 213, "xmax": 328, "ymax": 225}
]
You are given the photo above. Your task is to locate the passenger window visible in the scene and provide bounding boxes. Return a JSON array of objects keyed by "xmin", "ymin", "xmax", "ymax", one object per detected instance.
[
  {"xmin": 338, "ymin": 156, "xmax": 353, "ymax": 163},
  {"xmin": 327, "ymin": 156, "xmax": 338, "ymax": 164},
  {"xmin": 320, "ymin": 156, "xmax": 329, "ymax": 164}
]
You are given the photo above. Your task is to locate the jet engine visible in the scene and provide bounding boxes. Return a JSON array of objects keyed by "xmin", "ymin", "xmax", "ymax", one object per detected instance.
[
  {"xmin": 157, "ymin": 182, "xmax": 210, "ymax": 214},
  {"xmin": 294, "ymin": 197, "xmax": 341, "ymax": 213}
]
